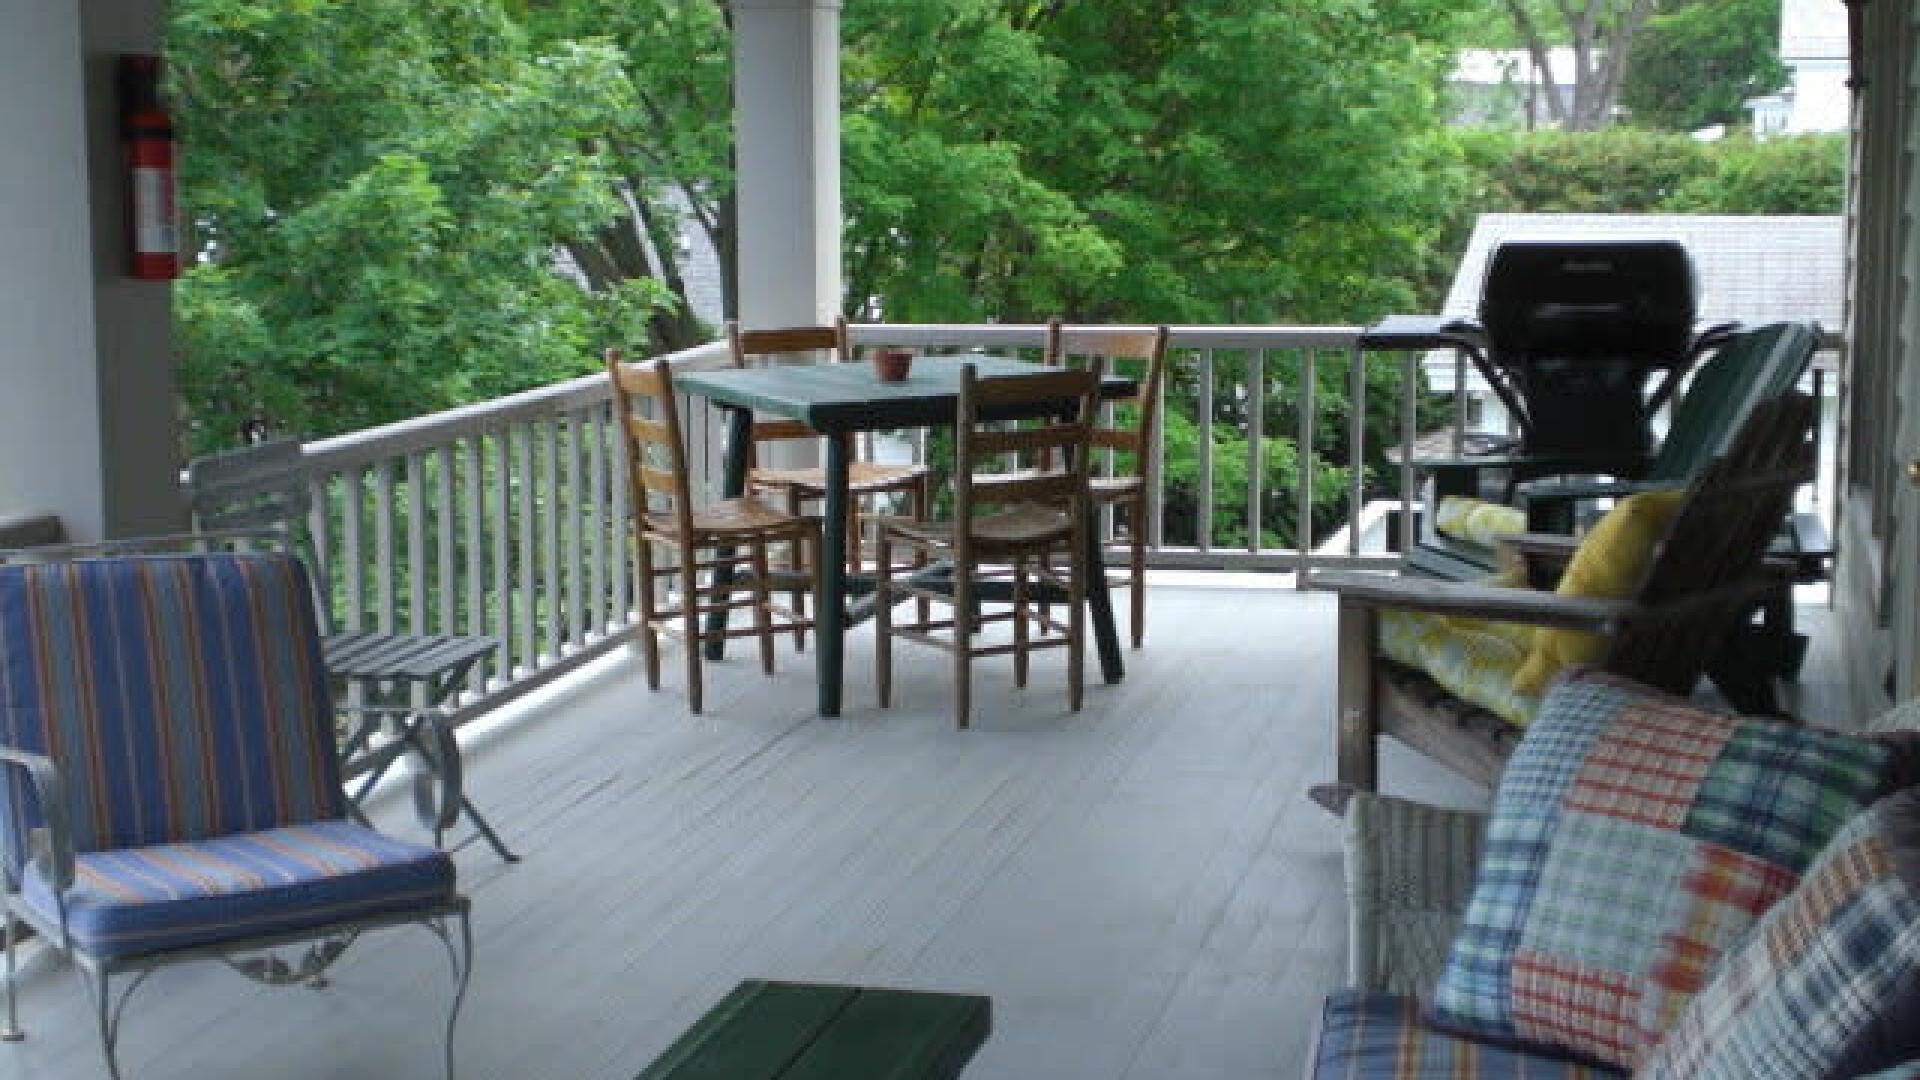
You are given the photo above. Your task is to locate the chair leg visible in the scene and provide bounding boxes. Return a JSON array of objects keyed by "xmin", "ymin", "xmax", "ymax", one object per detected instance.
[
  {"xmin": 1012, "ymin": 556, "xmax": 1030, "ymax": 689},
  {"xmin": 680, "ymin": 550, "xmax": 703, "ymax": 714},
  {"xmin": 786, "ymin": 490, "xmax": 807, "ymax": 651},
  {"xmin": 748, "ymin": 538, "xmax": 777, "ymax": 676},
  {"xmin": 1334, "ymin": 598, "xmax": 1380, "ymax": 795},
  {"xmin": 637, "ymin": 536, "xmax": 661, "ymax": 692},
  {"xmin": 912, "ymin": 479, "xmax": 932, "ymax": 627},
  {"xmin": 1067, "ymin": 538, "xmax": 1086, "ymax": 713},
  {"xmin": 2, "ymin": 904, "xmax": 21, "ymax": 1042},
  {"xmin": 953, "ymin": 557, "xmax": 973, "ymax": 729},
  {"xmin": 80, "ymin": 965, "xmax": 122, "ymax": 1080},
  {"xmin": 443, "ymin": 906, "xmax": 475, "ymax": 1080},
  {"xmin": 876, "ymin": 529, "xmax": 894, "ymax": 709}
]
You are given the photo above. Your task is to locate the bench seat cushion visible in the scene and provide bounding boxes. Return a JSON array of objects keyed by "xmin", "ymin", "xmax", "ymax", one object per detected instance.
[
  {"xmin": 1312, "ymin": 992, "xmax": 1623, "ymax": 1079},
  {"xmin": 22, "ymin": 819, "xmax": 455, "ymax": 960}
]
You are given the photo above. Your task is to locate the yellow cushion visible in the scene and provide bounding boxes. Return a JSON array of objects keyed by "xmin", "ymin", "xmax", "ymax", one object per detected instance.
[
  {"xmin": 1379, "ymin": 607, "xmax": 1542, "ymax": 727},
  {"xmin": 1512, "ymin": 489, "xmax": 1685, "ymax": 694},
  {"xmin": 1434, "ymin": 496, "xmax": 1527, "ymax": 547}
]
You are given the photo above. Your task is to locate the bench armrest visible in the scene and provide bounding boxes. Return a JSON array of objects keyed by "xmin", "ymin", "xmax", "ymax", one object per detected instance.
[{"xmin": 1345, "ymin": 793, "xmax": 1488, "ymax": 995}]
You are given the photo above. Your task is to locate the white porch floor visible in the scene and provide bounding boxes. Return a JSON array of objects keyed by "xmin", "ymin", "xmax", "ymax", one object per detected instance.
[{"xmin": 1, "ymin": 578, "xmax": 1839, "ymax": 1079}]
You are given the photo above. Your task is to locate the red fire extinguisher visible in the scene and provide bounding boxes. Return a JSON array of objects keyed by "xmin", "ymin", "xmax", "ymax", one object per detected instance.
[{"xmin": 119, "ymin": 54, "xmax": 178, "ymax": 281}]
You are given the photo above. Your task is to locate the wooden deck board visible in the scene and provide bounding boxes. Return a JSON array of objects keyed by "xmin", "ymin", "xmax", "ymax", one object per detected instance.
[{"xmin": 9, "ymin": 581, "xmax": 1828, "ymax": 1079}]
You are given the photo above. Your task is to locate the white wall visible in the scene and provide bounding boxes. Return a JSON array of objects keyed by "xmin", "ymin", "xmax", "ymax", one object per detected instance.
[
  {"xmin": 0, "ymin": 2, "xmax": 108, "ymax": 540},
  {"xmin": 0, "ymin": 0, "xmax": 179, "ymax": 543}
]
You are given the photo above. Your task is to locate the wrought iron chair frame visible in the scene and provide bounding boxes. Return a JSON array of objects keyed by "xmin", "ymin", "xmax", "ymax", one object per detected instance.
[{"xmin": 0, "ymin": 554, "xmax": 476, "ymax": 1080}]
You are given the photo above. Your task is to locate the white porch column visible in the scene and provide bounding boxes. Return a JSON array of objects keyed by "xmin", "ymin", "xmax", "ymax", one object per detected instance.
[
  {"xmin": 729, "ymin": 0, "xmax": 843, "ymax": 328},
  {"xmin": 0, "ymin": 0, "xmax": 179, "ymax": 543}
]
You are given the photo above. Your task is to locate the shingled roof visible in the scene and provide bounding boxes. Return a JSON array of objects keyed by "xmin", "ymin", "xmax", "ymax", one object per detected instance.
[{"xmin": 1439, "ymin": 213, "xmax": 1844, "ymax": 330}]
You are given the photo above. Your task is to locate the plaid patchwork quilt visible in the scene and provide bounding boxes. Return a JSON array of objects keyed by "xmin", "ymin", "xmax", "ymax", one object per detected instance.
[
  {"xmin": 1638, "ymin": 788, "xmax": 1920, "ymax": 1079},
  {"xmin": 1428, "ymin": 670, "xmax": 1910, "ymax": 1071}
]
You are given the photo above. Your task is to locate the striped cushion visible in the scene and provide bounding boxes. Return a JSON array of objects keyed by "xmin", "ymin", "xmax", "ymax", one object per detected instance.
[
  {"xmin": 0, "ymin": 553, "xmax": 341, "ymax": 867},
  {"xmin": 20, "ymin": 819, "xmax": 454, "ymax": 959},
  {"xmin": 1429, "ymin": 670, "xmax": 1914, "ymax": 1070},
  {"xmin": 1639, "ymin": 788, "xmax": 1920, "ymax": 1079},
  {"xmin": 1311, "ymin": 992, "xmax": 1623, "ymax": 1079}
]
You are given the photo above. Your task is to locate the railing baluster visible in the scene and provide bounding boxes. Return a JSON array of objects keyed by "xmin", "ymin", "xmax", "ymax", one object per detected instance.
[
  {"xmin": 374, "ymin": 461, "xmax": 397, "ymax": 637},
  {"xmin": 543, "ymin": 418, "xmax": 562, "ymax": 661},
  {"xmin": 1297, "ymin": 349, "xmax": 1317, "ymax": 587},
  {"xmin": 518, "ymin": 424, "xmax": 537, "ymax": 670},
  {"xmin": 1245, "ymin": 348, "xmax": 1265, "ymax": 555},
  {"xmin": 566, "ymin": 409, "xmax": 586, "ymax": 650},
  {"xmin": 437, "ymin": 445, "xmax": 456, "ymax": 638},
  {"xmin": 1197, "ymin": 348, "xmax": 1214, "ymax": 553},
  {"xmin": 406, "ymin": 453, "xmax": 426, "ymax": 637},
  {"xmin": 1348, "ymin": 346, "xmax": 1365, "ymax": 558},
  {"xmin": 588, "ymin": 401, "xmax": 609, "ymax": 638},
  {"xmin": 493, "ymin": 428, "xmax": 515, "ymax": 679},
  {"xmin": 307, "ymin": 474, "xmax": 334, "ymax": 631},
  {"xmin": 1401, "ymin": 349, "xmax": 1417, "ymax": 558},
  {"xmin": 463, "ymin": 436, "xmax": 488, "ymax": 691},
  {"xmin": 611, "ymin": 406, "xmax": 633, "ymax": 625},
  {"xmin": 342, "ymin": 467, "xmax": 366, "ymax": 632}
]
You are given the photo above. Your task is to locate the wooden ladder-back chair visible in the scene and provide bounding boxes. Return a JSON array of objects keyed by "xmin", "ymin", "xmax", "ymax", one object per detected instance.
[
  {"xmin": 874, "ymin": 361, "xmax": 1105, "ymax": 729},
  {"xmin": 0, "ymin": 552, "xmax": 472, "ymax": 1079},
  {"xmin": 1309, "ymin": 392, "xmax": 1816, "ymax": 804},
  {"xmin": 1046, "ymin": 320, "xmax": 1171, "ymax": 649},
  {"xmin": 605, "ymin": 350, "xmax": 821, "ymax": 714},
  {"xmin": 725, "ymin": 319, "xmax": 931, "ymax": 574}
]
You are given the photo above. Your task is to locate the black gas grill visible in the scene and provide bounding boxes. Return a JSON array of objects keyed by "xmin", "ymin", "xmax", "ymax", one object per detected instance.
[{"xmin": 1476, "ymin": 241, "xmax": 1699, "ymax": 464}]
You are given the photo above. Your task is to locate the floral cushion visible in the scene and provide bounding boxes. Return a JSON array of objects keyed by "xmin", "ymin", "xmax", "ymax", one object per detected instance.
[
  {"xmin": 1380, "ymin": 608, "xmax": 1541, "ymax": 727},
  {"xmin": 1435, "ymin": 497, "xmax": 1528, "ymax": 548},
  {"xmin": 1638, "ymin": 788, "xmax": 1920, "ymax": 1079},
  {"xmin": 1428, "ymin": 671, "xmax": 1918, "ymax": 1071}
]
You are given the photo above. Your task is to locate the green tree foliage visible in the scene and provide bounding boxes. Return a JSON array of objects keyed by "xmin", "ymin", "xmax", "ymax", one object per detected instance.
[
  {"xmin": 1456, "ymin": 128, "xmax": 1714, "ymax": 213},
  {"xmin": 170, "ymin": 0, "xmax": 1468, "ymax": 548},
  {"xmin": 1664, "ymin": 133, "xmax": 1848, "ymax": 214},
  {"xmin": 169, "ymin": 0, "xmax": 664, "ymax": 452},
  {"xmin": 1621, "ymin": 0, "xmax": 1788, "ymax": 132},
  {"xmin": 842, "ymin": 0, "xmax": 1465, "ymax": 326}
]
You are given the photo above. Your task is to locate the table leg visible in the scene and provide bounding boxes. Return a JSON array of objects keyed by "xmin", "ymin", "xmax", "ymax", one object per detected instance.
[
  {"xmin": 1085, "ymin": 518, "xmax": 1124, "ymax": 684},
  {"xmin": 704, "ymin": 408, "xmax": 755, "ymax": 661},
  {"xmin": 818, "ymin": 436, "xmax": 850, "ymax": 715}
]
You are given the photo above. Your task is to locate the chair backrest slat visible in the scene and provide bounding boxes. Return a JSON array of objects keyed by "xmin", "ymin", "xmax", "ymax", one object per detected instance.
[
  {"xmin": 954, "ymin": 362, "xmax": 1103, "ymax": 537},
  {"xmin": 0, "ymin": 553, "xmax": 343, "ymax": 869},
  {"xmin": 605, "ymin": 349, "xmax": 696, "ymax": 537},
  {"xmin": 1046, "ymin": 321, "xmax": 1170, "ymax": 482},
  {"xmin": 1602, "ymin": 392, "xmax": 1816, "ymax": 693},
  {"xmin": 730, "ymin": 323, "xmax": 847, "ymax": 358},
  {"xmin": 974, "ymin": 473, "xmax": 1085, "ymax": 505},
  {"xmin": 1646, "ymin": 322, "xmax": 1817, "ymax": 485},
  {"xmin": 972, "ymin": 425, "xmax": 1091, "ymax": 457}
]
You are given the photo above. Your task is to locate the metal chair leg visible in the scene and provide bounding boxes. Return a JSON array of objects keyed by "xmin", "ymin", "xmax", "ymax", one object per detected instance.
[
  {"xmin": 441, "ymin": 907, "xmax": 474, "ymax": 1080},
  {"xmin": 2, "ymin": 905, "xmax": 21, "ymax": 1042}
]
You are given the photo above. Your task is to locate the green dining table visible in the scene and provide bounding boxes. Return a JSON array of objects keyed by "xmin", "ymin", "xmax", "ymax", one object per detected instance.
[{"xmin": 675, "ymin": 354, "xmax": 1136, "ymax": 717}]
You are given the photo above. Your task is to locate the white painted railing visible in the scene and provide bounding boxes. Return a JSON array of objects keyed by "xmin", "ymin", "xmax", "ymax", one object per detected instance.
[
  {"xmin": 300, "ymin": 340, "xmax": 735, "ymax": 720},
  {"xmin": 318, "ymin": 323, "xmax": 1847, "ymax": 720}
]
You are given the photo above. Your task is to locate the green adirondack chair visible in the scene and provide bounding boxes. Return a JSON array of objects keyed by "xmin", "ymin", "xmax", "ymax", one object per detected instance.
[{"xmin": 1409, "ymin": 321, "xmax": 1821, "ymax": 580}]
